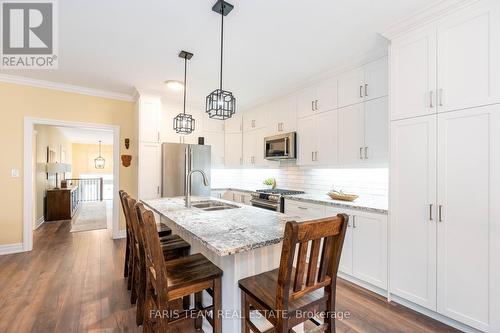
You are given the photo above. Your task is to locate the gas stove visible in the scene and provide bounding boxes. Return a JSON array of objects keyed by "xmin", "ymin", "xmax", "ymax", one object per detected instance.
[{"xmin": 250, "ymin": 188, "xmax": 305, "ymax": 212}]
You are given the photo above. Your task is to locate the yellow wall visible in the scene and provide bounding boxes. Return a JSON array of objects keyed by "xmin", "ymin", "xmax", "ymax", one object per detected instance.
[
  {"xmin": 34, "ymin": 125, "xmax": 73, "ymax": 224},
  {"xmin": 72, "ymin": 143, "xmax": 113, "ymax": 177},
  {"xmin": 0, "ymin": 82, "xmax": 136, "ymax": 245}
]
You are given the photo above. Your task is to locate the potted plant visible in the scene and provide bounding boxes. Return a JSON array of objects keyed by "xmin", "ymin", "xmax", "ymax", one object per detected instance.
[{"xmin": 263, "ymin": 178, "xmax": 276, "ymax": 189}]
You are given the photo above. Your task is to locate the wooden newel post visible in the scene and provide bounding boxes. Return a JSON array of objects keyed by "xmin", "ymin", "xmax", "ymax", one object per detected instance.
[{"xmin": 100, "ymin": 177, "xmax": 104, "ymax": 201}]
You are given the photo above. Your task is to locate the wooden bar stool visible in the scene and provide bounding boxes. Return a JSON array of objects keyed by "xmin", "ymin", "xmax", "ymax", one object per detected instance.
[
  {"xmin": 119, "ymin": 191, "xmax": 173, "ymax": 287},
  {"xmin": 124, "ymin": 195, "xmax": 191, "ymax": 326},
  {"xmin": 136, "ymin": 203, "xmax": 223, "ymax": 333},
  {"xmin": 239, "ymin": 215, "xmax": 348, "ymax": 333}
]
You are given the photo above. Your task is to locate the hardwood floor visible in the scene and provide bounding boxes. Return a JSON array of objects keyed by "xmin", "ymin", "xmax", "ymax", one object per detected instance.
[{"xmin": 0, "ymin": 221, "xmax": 460, "ymax": 333}]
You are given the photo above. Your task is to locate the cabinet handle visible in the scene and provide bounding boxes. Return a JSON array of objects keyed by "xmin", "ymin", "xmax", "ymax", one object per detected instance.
[
  {"xmin": 311, "ymin": 151, "xmax": 315, "ymax": 161},
  {"xmin": 364, "ymin": 147, "xmax": 368, "ymax": 159},
  {"xmin": 311, "ymin": 101, "xmax": 315, "ymax": 111},
  {"xmin": 315, "ymin": 100, "xmax": 319, "ymax": 111},
  {"xmin": 429, "ymin": 204, "xmax": 433, "ymax": 221},
  {"xmin": 359, "ymin": 147, "xmax": 363, "ymax": 160},
  {"xmin": 438, "ymin": 88, "xmax": 444, "ymax": 107},
  {"xmin": 359, "ymin": 85, "xmax": 363, "ymax": 98},
  {"xmin": 240, "ymin": 157, "xmax": 243, "ymax": 165},
  {"xmin": 298, "ymin": 206, "xmax": 308, "ymax": 210},
  {"xmin": 430, "ymin": 90, "xmax": 434, "ymax": 108},
  {"xmin": 353, "ymin": 215, "xmax": 357, "ymax": 228},
  {"xmin": 157, "ymin": 132, "xmax": 160, "ymax": 142},
  {"xmin": 439, "ymin": 205, "xmax": 443, "ymax": 222},
  {"xmin": 364, "ymin": 84, "xmax": 368, "ymax": 97}
]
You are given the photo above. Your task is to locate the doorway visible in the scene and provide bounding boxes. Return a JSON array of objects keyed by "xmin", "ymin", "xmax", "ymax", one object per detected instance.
[{"xmin": 23, "ymin": 118, "xmax": 120, "ymax": 252}]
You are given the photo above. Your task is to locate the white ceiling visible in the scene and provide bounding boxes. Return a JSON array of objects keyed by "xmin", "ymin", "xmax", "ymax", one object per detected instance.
[
  {"xmin": 57, "ymin": 127, "xmax": 113, "ymax": 145},
  {"xmin": 1, "ymin": 0, "xmax": 437, "ymax": 110}
]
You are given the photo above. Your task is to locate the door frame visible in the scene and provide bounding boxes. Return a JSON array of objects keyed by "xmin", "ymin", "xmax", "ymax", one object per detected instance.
[{"xmin": 23, "ymin": 117, "xmax": 121, "ymax": 252}]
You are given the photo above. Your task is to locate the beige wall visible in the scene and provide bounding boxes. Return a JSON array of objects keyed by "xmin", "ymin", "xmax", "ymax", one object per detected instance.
[
  {"xmin": 0, "ymin": 82, "xmax": 136, "ymax": 245},
  {"xmin": 72, "ymin": 143, "xmax": 113, "ymax": 177},
  {"xmin": 34, "ymin": 125, "xmax": 73, "ymax": 225}
]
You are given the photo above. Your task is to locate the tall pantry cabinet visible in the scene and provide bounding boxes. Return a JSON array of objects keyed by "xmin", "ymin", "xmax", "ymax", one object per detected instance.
[{"xmin": 388, "ymin": 1, "xmax": 500, "ymax": 332}]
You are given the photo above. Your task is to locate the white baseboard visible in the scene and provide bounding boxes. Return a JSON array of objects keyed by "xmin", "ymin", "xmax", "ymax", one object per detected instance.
[
  {"xmin": 113, "ymin": 229, "xmax": 126, "ymax": 239},
  {"xmin": 389, "ymin": 294, "xmax": 483, "ymax": 333},
  {"xmin": 34, "ymin": 216, "xmax": 45, "ymax": 230},
  {"xmin": 0, "ymin": 243, "xmax": 24, "ymax": 255}
]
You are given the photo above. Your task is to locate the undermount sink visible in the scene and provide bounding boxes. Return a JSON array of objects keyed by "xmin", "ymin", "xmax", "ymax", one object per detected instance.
[{"xmin": 191, "ymin": 200, "xmax": 240, "ymax": 211}]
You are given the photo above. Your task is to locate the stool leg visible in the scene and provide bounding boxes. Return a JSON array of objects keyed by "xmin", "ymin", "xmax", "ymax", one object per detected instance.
[
  {"xmin": 194, "ymin": 292, "xmax": 203, "ymax": 329},
  {"xmin": 213, "ymin": 277, "xmax": 222, "ymax": 333},
  {"xmin": 124, "ymin": 236, "xmax": 129, "ymax": 277},
  {"xmin": 241, "ymin": 290, "xmax": 250, "ymax": 333}
]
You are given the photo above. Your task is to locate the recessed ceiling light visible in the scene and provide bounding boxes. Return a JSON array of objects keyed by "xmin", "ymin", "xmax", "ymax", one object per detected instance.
[{"xmin": 165, "ymin": 80, "xmax": 184, "ymax": 91}]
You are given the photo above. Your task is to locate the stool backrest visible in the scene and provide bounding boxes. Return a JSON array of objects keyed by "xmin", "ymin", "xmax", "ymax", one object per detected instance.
[
  {"xmin": 136, "ymin": 203, "xmax": 170, "ymax": 306},
  {"xmin": 276, "ymin": 214, "xmax": 348, "ymax": 309}
]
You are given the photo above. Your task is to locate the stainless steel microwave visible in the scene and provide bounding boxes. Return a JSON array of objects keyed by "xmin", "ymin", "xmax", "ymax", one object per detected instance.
[{"xmin": 264, "ymin": 132, "xmax": 296, "ymax": 160}]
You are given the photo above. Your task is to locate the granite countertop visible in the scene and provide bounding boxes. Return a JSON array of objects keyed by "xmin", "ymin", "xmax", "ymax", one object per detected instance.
[
  {"xmin": 211, "ymin": 187, "xmax": 259, "ymax": 194},
  {"xmin": 285, "ymin": 193, "xmax": 388, "ymax": 214},
  {"xmin": 142, "ymin": 197, "xmax": 301, "ymax": 257}
]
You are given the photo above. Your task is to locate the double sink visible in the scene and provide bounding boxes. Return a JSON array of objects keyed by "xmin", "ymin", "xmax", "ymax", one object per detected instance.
[{"xmin": 191, "ymin": 200, "xmax": 240, "ymax": 212}]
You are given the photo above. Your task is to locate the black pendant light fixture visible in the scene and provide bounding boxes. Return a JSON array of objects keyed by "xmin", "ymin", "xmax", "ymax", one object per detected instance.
[
  {"xmin": 94, "ymin": 140, "xmax": 105, "ymax": 169},
  {"xmin": 173, "ymin": 51, "xmax": 195, "ymax": 134},
  {"xmin": 205, "ymin": 0, "xmax": 236, "ymax": 120}
]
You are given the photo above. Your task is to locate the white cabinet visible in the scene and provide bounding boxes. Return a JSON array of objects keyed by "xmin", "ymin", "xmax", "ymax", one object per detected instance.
[
  {"xmin": 436, "ymin": 107, "xmax": 500, "ymax": 331},
  {"xmin": 266, "ymin": 94, "xmax": 297, "ymax": 135},
  {"xmin": 243, "ymin": 105, "xmax": 267, "ymax": 132},
  {"xmin": 390, "ymin": 106, "xmax": 500, "ymax": 332},
  {"xmin": 297, "ymin": 78, "xmax": 338, "ymax": 119},
  {"xmin": 390, "ymin": 2, "xmax": 500, "ymax": 120},
  {"xmin": 390, "ymin": 115, "xmax": 437, "ymax": 310},
  {"xmin": 225, "ymin": 132, "xmax": 242, "ymax": 167},
  {"xmin": 436, "ymin": 2, "xmax": 500, "ymax": 113},
  {"xmin": 329, "ymin": 206, "xmax": 387, "ymax": 290},
  {"xmin": 138, "ymin": 98, "xmax": 161, "ymax": 143},
  {"xmin": 138, "ymin": 142, "xmax": 161, "ymax": 200},
  {"xmin": 297, "ymin": 110, "xmax": 339, "ymax": 166},
  {"xmin": 204, "ymin": 131, "xmax": 225, "ymax": 168},
  {"xmin": 390, "ymin": 27, "xmax": 437, "ymax": 120},
  {"xmin": 285, "ymin": 200, "xmax": 326, "ymax": 220},
  {"xmin": 338, "ymin": 97, "xmax": 388, "ymax": 165},
  {"xmin": 338, "ymin": 57, "xmax": 388, "ymax": 108},
  {"xmin": 224, "ymin": 113, "xmax": 242, "ymax": 133},
  {"xmin": 338, "ymin": 68, "xmax": 365, "ymax": 108},
  {"xmin": 242, "ymin": 127, "xmax": 266, "ymax": 167}
]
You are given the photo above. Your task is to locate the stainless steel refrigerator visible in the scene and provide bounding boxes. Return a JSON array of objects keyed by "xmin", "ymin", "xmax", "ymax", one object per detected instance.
[{"xmin": 161, "ymin": 143, "xmax": 211, "ymax": 197}]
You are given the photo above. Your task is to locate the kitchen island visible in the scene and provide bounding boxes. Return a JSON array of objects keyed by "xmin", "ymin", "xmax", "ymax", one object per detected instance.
[{"xmin": 142, "ymin": 197, "xmax": 304, "ymax": 333}]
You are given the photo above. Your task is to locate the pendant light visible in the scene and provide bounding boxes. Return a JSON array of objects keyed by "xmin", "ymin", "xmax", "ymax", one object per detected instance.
[
  {"xmin": 205, "ymin": 0, "xmax": 236, "ymax": 120},
  {"xmin": 174, "ymin": 51, "xmax": 196, "ymax": 134},
  {"xmin": 94, "ymin": 140, "xmax": 105, "ymax": 169}
]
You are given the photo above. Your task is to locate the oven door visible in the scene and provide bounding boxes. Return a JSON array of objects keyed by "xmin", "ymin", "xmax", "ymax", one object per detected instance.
[
  {"xmin": 264, "ymin": 132, "xmax": 296, "ymax": 160},
  {"xmin": 250, "ymin": 198, "xmax": 279, "ymax": 211}
]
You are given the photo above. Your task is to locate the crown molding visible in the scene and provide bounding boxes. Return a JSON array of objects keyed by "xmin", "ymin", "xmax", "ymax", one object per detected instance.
[
  {"xmin": 381, "ymin": 0, "xmax": 480, "ymax": 40},
  {"xmin": 0, "ymin": 74, "xmax": 135, "ymax": 102}
]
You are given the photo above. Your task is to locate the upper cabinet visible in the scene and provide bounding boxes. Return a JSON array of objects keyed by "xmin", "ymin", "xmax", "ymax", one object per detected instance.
[
  {"xmin": 297, "ymin": 77, "xmax": 338, "ymax": 119},
  {"xmin": 204, "ymin": 113, "xmax": 225, "ymax": 133},
  {"xmin": 338, "ymin": 57, "xmax": 388, "ymax": 108},
  {"xmin": 224, "ymin": 113, "xmax": 242, "ymax": 133},
  {"xmin": 390, "ymin": 2, "xmax": 500, "ymax": 120},
  {"xmin": 138, "ymin": 97, "xmax": 162, "ymax": 143},
  {"xmin": 204, "ymin": 131, "xmax": 225, "ymax": 168},
  {"xmin": 225, "ymin": 132, "xmax": 242, "ymax": 167},
  {"xmin": 390, "ymin": 27, "xmax": 437, "ymax": 120},
  {"xmin": 338, "ymin": 97, "xmax": 388, "ymax": 165},
  {"xmin": 266, "ymin": 94, "xmax": 297, "ymax": 135},
  {"xmin": 243, "ymin": 105, "xmax": 268, "ymax": 132}
]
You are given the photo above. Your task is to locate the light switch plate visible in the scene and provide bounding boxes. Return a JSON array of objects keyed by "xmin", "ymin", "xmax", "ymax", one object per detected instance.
[{"xmin": 11, "ymin": 169, "xmax": 19, "ymax": 178}]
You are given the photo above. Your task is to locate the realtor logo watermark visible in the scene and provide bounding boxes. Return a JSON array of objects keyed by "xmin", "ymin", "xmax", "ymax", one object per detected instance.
[{"xmin": 1, "ymin": 0, "xmax": 58, "ymax": 68}]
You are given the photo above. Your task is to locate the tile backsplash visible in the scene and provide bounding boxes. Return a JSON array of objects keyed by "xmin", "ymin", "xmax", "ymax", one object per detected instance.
[{"xmin": 211, "ymin": 167, "xmax": 388, "ymax": 197}]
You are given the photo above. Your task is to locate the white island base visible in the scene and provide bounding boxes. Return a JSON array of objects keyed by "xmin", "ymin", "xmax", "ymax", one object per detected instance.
[{"xmin": 160, "ymin": 216, "xmax": 305, "ymax": 333}]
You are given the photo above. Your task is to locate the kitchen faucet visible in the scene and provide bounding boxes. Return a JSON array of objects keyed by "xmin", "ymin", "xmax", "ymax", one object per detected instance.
[{"xmin": 185, "ymin": 169, "xmax": 209, "ymax": 208}]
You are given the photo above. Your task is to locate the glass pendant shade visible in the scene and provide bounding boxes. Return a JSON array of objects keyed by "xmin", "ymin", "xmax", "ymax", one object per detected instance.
[
  {"xmin": 94, "ymin": 141, "xmax": 105, "ymax": 169},
  {"xmin": 206, "ymin": 88, "xmax": 236, "ymax": 120},
  {"xmin": 173, "ymin": 113, "xmax": 195, "ymax": 134}
]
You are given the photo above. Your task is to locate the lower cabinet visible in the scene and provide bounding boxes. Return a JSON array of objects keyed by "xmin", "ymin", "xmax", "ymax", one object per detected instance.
[
  {"xmin": 285, "ymin": 200, "xmax": 388, "ymax": 292},
  {"xmin": 219, "ymin": 190, "xmax": 251, "ymax": 205}
]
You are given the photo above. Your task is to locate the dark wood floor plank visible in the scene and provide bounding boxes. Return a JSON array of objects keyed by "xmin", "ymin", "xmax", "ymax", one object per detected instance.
[{"xmin": 0, "ymin": 220, "xmax": 461, "ymax": 333}]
